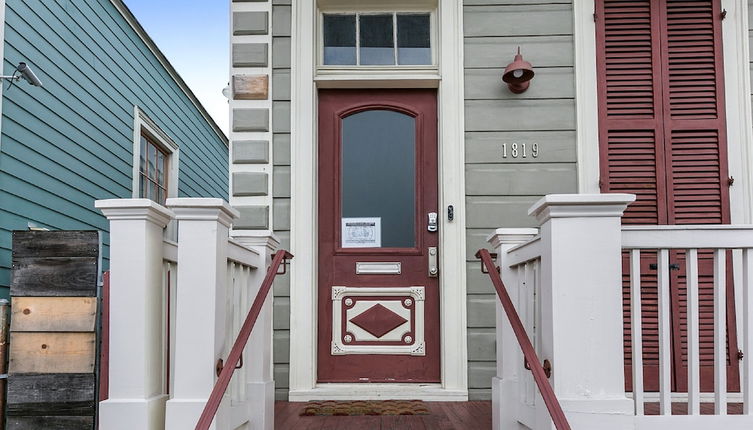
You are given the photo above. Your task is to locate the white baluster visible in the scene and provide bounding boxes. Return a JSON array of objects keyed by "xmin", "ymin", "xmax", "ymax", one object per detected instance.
[
  {"xmin": 714, "ymin": 249, "xmax": 727, "ymax": 415},
  {"xmin": 630, "ymin": 249, "xmax": 644, "ymax": 416},
  {"xmin": 658, "ymin": 248, "xmax": 671, "ymax": 415},
  {"xmin": 743, "ymin": 248, "xmax": 753, "ymax": 415},
  {"xmin": 686, "ymin": 249, "xmax": 700, "ymax": 415}
]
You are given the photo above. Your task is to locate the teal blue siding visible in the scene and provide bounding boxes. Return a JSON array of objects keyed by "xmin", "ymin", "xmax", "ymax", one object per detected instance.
[{"xmin": 0, "ymin": 0, "xmax": 229, "ymax": 294}]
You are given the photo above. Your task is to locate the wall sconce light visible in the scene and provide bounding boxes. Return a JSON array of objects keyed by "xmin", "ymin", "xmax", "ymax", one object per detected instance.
[{"xmin": 502, "ymin": 47, "xmax": 534, "ymax": 94}]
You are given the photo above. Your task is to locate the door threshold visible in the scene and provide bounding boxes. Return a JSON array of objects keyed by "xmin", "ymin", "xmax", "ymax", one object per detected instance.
[{"xmin": 288, "ymin": 384, "xmax": 468, "ymax": 402}]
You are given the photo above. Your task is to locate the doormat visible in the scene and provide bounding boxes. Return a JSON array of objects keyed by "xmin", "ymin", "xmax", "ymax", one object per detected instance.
[{"xmin": 300, "ymin": 400, "xmax": 430, "ymax": 416}]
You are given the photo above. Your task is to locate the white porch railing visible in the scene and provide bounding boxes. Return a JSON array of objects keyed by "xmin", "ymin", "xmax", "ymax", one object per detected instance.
[
  {"xmin": 488, "ymin": 194, "xmax": 753, "ymax": 430},
  {"xmin": 95, "ymin": 198, "xmax": 279, "ymax": 430}
]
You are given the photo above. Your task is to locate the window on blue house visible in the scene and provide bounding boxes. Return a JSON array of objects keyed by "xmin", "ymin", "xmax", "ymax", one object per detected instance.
[{"xmin": 132, "ymin": 108, "xmax": 179, "ymax": 206}]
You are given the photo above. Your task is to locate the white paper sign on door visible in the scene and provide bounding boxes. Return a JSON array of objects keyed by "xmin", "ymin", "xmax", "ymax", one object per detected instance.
[{"xmin": 342, "ymin": 217, "xmax": 381, "ymax": 248}]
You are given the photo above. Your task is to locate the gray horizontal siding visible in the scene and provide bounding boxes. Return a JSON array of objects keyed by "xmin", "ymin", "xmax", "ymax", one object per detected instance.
[
  {"xmin": 463, "ymin": 0, "xmax": 576, "ymax": 400},
  {"xmin": 0, "ymin": 0, "xmax": 228, "ymax": 293}
]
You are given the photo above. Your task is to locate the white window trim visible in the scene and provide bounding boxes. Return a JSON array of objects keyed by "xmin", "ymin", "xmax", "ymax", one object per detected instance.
[
  {"xmin": 288, "ymin": 0, "xmax": 467, "ymax": 401},
  {"xmin": 574, "ymin": 0, "xmax": 753, "ymax": 225},
  {"xmin": 131, "ymin": 106, "xmax": 179, "ymax": 201}
]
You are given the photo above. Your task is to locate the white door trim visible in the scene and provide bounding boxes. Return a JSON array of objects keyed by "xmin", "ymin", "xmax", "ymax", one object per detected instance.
[
  {"xmin": 574, "ymin": 0, "xmax": 753, "ymax": 224},
  {"xmin": 288, "ymin": 0, "xmax": 467, "ymax": 400}
]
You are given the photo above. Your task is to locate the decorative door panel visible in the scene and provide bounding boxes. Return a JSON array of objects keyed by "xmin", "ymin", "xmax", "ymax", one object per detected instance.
[{"xmin": 317, "ymin": 89, "xmax": 440, "ymax": 383}]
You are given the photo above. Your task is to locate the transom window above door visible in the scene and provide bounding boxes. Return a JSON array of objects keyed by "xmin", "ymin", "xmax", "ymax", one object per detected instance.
[{"xmin": 322, "ymin": 13, "xmax": 432, "ymax": 66}]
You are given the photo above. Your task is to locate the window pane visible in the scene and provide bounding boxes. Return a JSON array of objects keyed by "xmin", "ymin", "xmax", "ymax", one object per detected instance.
[
  {"xmin": 359, "ymin": 14, "xmax": 394, "ymax": 65},
  {"xmin": 323, "ymin": 14, "xmax": 356, "ymax": 65},
  {"xmin": 140, "ymin": 136, "xmax": 147, "ymax": 174},
  {"xmin": 148, "ymin": 143, "xmax": 157, "ymax": 181},
  {"xmin": 341, "ymin": 110, "xmax": 415, "ymax": 248},
  {"xmin": 157, "ymin": 151, "xmax": 165, "ymax": 186},
  {"xmin": 397, "ymin": 14, "xmax": 431, "ymax": 65},
  {"xmin": 139, "ymin": 175, "xmax": 146, "ymax": 198}
]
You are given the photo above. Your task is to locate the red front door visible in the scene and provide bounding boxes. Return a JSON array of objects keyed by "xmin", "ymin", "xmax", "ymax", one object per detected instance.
[{"xmin": 317, "ymin": 89, "xmax": 440, "ymax": 383}]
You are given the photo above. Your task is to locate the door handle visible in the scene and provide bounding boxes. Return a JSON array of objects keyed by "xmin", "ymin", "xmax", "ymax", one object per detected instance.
[
  {"xmin": 427, "ymin": 212, "xmax": 438, "ymax": 232},
  {"xmin": 428, "ymin": 247, "xmax": 438, "ymax": 277}
]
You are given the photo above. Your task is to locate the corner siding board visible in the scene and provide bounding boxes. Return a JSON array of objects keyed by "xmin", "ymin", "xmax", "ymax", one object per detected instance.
[
  {"xmin": 468, "ymin": 328, "xmax": 497, "ymax": 361},
  {"xmin": 233, "ymin": 12, "xmax": 269, "ymax": 36},
  {"xmin": 273, "ymin": 297, "xmax": 290, "ymax": 329},
  {"xmin": 273, "ymin": 70, "xmax": 291, "ymax": 101},
  {"xmin": 272, "ymin": 6, "xmax": 292, "ymax": 37},
  {"xmin": 272, "ymin": 102, "xmax": 291, "ymax": 133},
  {"xmin": 273, "ymin": 198, "xmax": 291, "ymax": 230},
  {"xmin": 274, "ymin": 329, "xmax": 290, "ymax": 364},
  {"xmin": 232, "ymin": 43, "xmax": 269, "ymax": 67},
  {"xmin": 273, "ymin": 134, "xmax": 291, "ymax": 166},
  {"xmin": 232, "ymin": 172, "xmax": 269, "ymax": 197},
  {"xmin": 273, "ymin": 166, "xmax": 291, "ymax": 198},
  {"xmin": 272, "ymin": 38, "xmax": 291, "ymax": 68}
]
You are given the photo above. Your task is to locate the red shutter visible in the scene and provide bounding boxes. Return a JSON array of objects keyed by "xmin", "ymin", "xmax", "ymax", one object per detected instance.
[{"xmin": 596, "ymin": 0, "xmax": 739, "ymax": 392}]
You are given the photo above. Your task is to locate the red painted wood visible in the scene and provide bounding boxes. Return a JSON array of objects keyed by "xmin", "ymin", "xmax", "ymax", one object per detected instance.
[
  {"xmin": 195, "ymin": 250, "xmax": 293, "ymax": 430},
  {"xmin": 596, "ymin": 0, "xmax": 738, "ymax": 393},
  {"xmin": 476, "ymin": 249, "xmax": 571, "ymax": 430},
  {"xmin": 317, "ymin": 89, "xmax": 440, "ymax": 383},
  {"xmin": 99, "ymin": 271, "xmax": 110, "ymax": 402}
]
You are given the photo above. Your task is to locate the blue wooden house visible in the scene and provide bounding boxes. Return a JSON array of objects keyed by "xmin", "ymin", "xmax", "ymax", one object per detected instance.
[{"xmin": 0, "ymin": 0, "xmax": 229, "ymax": 297}]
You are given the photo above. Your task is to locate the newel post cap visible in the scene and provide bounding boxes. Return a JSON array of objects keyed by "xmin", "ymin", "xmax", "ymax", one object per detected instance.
[
  {"xmin": 486, "ymin": 228, "xmax": 539, "ymax": 249},
  {"xmin": 231, "ymin": 230, "xmax": 281, "ymax": 252},
  {"xmin": 528, "ymin": 193, "xmax": 636, "ymax": 225},
  {"xmin": 95, "ymin": 198, "xmax": 175, "ymax": 228},
  {"xmin": 166, "ymin": 198, "xmax": 239, "ymax": 228}
]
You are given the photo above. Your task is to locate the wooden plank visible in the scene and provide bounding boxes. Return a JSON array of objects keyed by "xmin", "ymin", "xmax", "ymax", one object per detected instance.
[
  {"xmin": 465, "ymin": 131, "xmax": 577, "ymax": 164},
  {"xmin": 7, "ymin": 416, "xmax": 93, "ymax": 430},
  {"xmin": 10, "ymin": 257, "xmax": 98, "ymax": 297},
  {"xmin": 11, "ymin": 297, "xmax": 97, "ymax": 332},
  {"xmin": 9, "ymin": 332, "xmax": 95, "ymax": 374},
  {"xmin": 465, "ymin": 163, "xmax": 577, "ymax": 196},
  {"xmin": 6, "ymin": 373, "xmax": 95, "ymax": 416},
  {"xmin": 464, "ymin": 4, "xmax": 573, "ymax": 38},
  {"xmin": 11, "ymin": 230, "xmax": 99, "ymax": 258}
]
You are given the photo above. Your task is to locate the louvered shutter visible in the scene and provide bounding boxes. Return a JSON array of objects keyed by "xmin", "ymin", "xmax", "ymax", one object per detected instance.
[{"xmin": 596, "ymin": 0, "xmax": 739, "ymax": 392}]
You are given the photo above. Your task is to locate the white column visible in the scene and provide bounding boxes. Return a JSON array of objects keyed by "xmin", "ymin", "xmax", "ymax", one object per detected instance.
[
  {"xmin": 96, "ymin": 199, "xmax": 174, "ymax": 430},
  {"xmin": 232, "ymin": 231, "xmax": 280, "ymax": 430},
  {"xmin": 531, "ymin": 194, "xmax": 635, "ymax": 429},
  {"xmin": 487, "ymin": 228, "xmax": 539, "ymax": 430},
  {"xmin": 164, "ymin": 198, "xmax": 239, "ymax": 430}
]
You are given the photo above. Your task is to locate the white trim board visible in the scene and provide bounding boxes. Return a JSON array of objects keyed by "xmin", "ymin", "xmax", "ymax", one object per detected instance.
[
  {"xmin": 131, "ymin": 106, "xmax": 179, "ymax": 201},
  {"xmin": 288, "ymin": 0, "xmax": 468, "ymax": 400}
]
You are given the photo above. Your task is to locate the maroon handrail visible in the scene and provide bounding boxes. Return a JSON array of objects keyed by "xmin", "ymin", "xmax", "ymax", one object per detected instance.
[
  {"xmin": 195, "ymin": 250, "xmax": 293, "ymax": 430},
  {"xmin": 476, "ymin": 249, "xmax": 572, "ymax": 430}
]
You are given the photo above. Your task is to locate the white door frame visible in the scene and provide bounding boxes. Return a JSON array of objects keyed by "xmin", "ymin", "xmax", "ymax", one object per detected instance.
[{"xmin": 287, "ymin": 0, "xmax": 468, "ymax": 401}]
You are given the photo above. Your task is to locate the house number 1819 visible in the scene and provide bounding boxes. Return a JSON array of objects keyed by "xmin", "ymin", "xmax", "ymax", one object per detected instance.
[{"xmin": 502, "ymin": 143, "xmax": 539, "ymax": 159}]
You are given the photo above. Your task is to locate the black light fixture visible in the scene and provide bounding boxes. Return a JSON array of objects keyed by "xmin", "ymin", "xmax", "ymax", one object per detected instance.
[{"xmin": 502, "ymin": 47, "xmax": 534, "ymax": 94}]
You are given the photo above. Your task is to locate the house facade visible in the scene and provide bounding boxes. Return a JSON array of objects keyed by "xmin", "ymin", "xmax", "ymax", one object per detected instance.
[
  {"xmin": 227, "ymin": 0, "xmax": 753, "ymax": 404},
  {"xmin": 0, "ymin": 0, "xmax": 229, "ymax": 297}
]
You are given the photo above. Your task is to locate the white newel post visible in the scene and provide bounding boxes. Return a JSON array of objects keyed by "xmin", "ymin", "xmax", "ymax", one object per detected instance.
[
  {"xmin": 231, "ymin": 231, "xmax": 280, "ymax": 430},
  {"xmin": 531, "ymin": 194, "xmax": 635, "ymax": 429},
  {"xmin": 96, "ymin": 199, "xmax": 174, "ymax": 430},
  {"xmin": 164, "ymin": 199, "xmax": 239, "ymax": 430},
  {"xmin": 488, "ymin": 228, "xmax": 540, "ymax": 430}
]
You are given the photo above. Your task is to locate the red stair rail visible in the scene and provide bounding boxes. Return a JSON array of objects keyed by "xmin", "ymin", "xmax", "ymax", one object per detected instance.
[
  {"xmin": 476, "ymin": 249, "xmax": 571, "ymax": 430},
  {"xmin": 195, "ymin": 250, "xmax": 293, "ymax": 430}
]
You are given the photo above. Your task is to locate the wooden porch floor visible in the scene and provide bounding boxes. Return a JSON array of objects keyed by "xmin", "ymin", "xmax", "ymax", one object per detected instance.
[{"xmin": 274, "ymin": 401, "xmax": 493, "ymax": 429}]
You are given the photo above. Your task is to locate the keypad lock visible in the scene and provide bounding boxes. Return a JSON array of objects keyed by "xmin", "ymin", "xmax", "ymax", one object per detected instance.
[{"xmin": 427, "ymin": 212, "xmax": 438, "ymax": 232}]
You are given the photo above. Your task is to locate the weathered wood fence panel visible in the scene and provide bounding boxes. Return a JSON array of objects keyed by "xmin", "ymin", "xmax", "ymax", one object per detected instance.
[{"xmin": 8, "ymin": 231, "xmax": 100, "ymax": 429}]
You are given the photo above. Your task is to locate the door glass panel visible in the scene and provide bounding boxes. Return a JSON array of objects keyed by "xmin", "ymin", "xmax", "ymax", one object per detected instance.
[
  {"xmin": 341, "ymin": 110, "xmax": 415, "ymax": 248},
  {"xmin": 397, "ymin": 14, "xmax": 431, "ymax": 65},
  {"xmin": 359, "ymin": 14, "xmax": 395, "ymax": 65},
  {"xmin": 323, "ymin": 14, "xmax": 357, "ymax": 65}
]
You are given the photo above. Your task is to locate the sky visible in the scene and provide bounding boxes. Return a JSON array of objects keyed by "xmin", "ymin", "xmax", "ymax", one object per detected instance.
[{"xmin": 124, "ymin": 0, "xmax": 230, "ymax": 134}]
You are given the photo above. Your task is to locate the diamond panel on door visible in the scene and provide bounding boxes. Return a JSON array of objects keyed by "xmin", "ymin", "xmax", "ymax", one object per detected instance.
[{"xmin": 331, "ymin": 286, "xmax": 425, "ymax": 356}]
